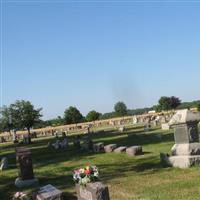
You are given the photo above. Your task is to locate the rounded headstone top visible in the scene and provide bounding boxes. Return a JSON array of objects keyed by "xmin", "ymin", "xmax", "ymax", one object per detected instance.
[{"xmin": 169, "ymin": 109, "xmax": 200, "ymax": 125}]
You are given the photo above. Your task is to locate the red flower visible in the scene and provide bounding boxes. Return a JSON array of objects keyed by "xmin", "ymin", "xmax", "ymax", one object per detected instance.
[{"xmin": 84, "ymin": 169, "xmax": 90, "ymax": 175}]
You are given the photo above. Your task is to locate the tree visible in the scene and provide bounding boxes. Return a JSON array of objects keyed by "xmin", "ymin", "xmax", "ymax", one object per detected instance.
[
  {"xmin": 0, "ymin": 105, "xmax": 14, "ymax": 133},
  {"xmin": 197, "ymin": 103, "xmax": 200, "ymax": 112},
  {"xmin": 10, "ymin": 100, "xmax": 42, "ymax": 138},
  {"xmin": 158, "ymin": 96, "xmax": 170, "ymax": 111},
  {"xmin": 158, "ymin": 96, "xmax": 181, "ymax": 111},
  {"xmin": 64, "ymin": 106, "xmax": 84, "ymax": 124},
  {"xmin": 86, "ymin": 110, "xmax": 101, "ymax": 122},
  {"xmin": 114, "ymin": 101, "xmax": 127, "ymax": 117},
  {"xmin": 169, "ymin": 96, "xmax": 181, "ymax": 109}
]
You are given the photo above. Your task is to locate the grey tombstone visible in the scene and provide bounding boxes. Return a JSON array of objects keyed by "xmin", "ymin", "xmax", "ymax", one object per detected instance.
[
  {"xmin": 36, "ymin": 184, "xmax": 63, "ymax": 200},
  {"xmin": 163, "ymin": 109, "xmax": 200, "ymax": 168},
  {"xmin": 93, "ymin": 143, "xmax": 105, "ymax": 153},
  {"xmin": 114, "ymin": 146, "xmax": 127, "ymax": 153},
  {"xmin": 76, "ymin": 182, "xmax": 110, "ymax": 200},
  {"xmin": 104, "ymin": 144, "xmax": 117, "ymax": 153},
  {"xmin": 15, "ymin": 147, "xmax": 38, "ymax": 188},
  {"xmin": 126, "ymin": 146, "xmax": 142, "ymax": 156},
  {"xmin": 0, "ymin": 157, "xmax": 8, "ymax": 170}
]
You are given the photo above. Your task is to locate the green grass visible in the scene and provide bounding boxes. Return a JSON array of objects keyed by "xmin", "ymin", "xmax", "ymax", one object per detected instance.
[{"xmin": 1, "ymin": 126, "xmax": 200, "ymax": 200}]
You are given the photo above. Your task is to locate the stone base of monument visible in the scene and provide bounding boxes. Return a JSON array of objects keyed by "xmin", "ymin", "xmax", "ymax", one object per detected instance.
[
  {"xmin": 76, "ymin": 182, "xmax": 110, "ymax": 200},
  {"xmin": 171, "ymin": 143, "xmax": 200, "ymax": 156},
  {"xmin": 168, "ymin": 155, "xmax": 200, "ymax": 168},
  {"xmin": 15, "ymin": 177, "xmax": 39, "ymax": 188}
]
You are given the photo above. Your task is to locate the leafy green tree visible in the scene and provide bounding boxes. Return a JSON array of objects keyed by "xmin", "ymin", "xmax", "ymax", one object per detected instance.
[
  {"xmin": 114, "ymin": 101, "xmax": 127, "ymax": 117},
  {"xmin": 169, "ymin": 96, "xmax": 181, "ymax": 109},
  {"xmin": 158, "ymin": 96, "xmax": 181, "ymax": 111},
  {"xmin": 197, "ymin": 103, "xmax": 200, "ymax": 112},
  {"xmin": 0, "ymin": 105, "xmax": 15, "ymax": 133},
  {"xmin": 158, "ymin": 96, "xmax": 170, "ymax": 111},
  {"xmin": 86, "ymin": 110, "xmax": 101, "ymax": 122},
  {"xmin": 64, "ymin": 106, "xmax": 84, "ymax": 124},
  {"xmin": 10, "ymin": 100, "xmax": 42, "ymax": 138}
]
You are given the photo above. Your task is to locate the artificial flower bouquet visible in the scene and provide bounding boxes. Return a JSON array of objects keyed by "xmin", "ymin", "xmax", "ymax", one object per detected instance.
[
  {"xmin": 73, "ymin": 165, "xmax": 99, "ymax": 185},
  {"xmin": 13, "ymin": 192, "xmax": 28, "ymax": 200}
]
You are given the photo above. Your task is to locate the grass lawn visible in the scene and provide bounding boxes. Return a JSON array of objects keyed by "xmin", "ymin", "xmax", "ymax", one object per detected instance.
[{"xmin": 1, "ymin": 125, "xmax": 200, "ymax": 200}]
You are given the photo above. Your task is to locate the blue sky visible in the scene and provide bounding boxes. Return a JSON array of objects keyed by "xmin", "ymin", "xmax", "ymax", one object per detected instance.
[{"xmin": 1, "ymin": 1, "xmax": 200, "ymax": 119}]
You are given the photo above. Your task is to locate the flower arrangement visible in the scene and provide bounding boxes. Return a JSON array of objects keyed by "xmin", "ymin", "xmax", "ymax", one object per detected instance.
[
  {"xmin": 73, "ymin": 165, "xmax": 99, "ymax": 185},
  {"xmin": 13, "ymin": 192, "xmax": 28, "ymax": 200}
]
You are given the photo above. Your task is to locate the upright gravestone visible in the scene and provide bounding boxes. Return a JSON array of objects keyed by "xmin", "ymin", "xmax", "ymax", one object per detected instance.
[
  {"xmin": 15, "ymin": 147, "xmax": 38, "ymax": 188},
  {"xmin": 164, "ymin": 109, "xmax": 200, "ymax": 168},
  {"xmin": 76, "ymin": 182, "xmax": 110, "ymax": 200}
]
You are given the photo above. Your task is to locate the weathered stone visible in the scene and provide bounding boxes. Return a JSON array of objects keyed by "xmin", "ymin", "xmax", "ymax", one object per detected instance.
[
  {"xmin": 15, "ymin": 177, "xmax": 38, "ymax": 188},
  {"xmin": 114, "ymin": 146, "xmax": 127, "ymax": 153},
  {"xmin": 76, "ymin": 182, "xmax": 110, "ymax": 200},
  {"xmin": 16, "ymin": 147, "xmax": 34, "ymax": 180},
  {"xmin": 104, "ymin": 144, "xmax": 117, "ymax": 153},
  {"xmin": 0, "ymin": 157, "xmax": 8, "ymax": 170},
  {"xmin": 93, "ymin": 143, "xmax": 104, "ymax": 153},
  {"xmin": 126, "ymin": 146, "xmax": 142, "ymax": 156},
  {"xmin": 36, "ymin": 184, "xmax": 63, "ymax": 200},
  {"xmin": 169, "ymin": 155, "xmax": 200, "ymax": 169},
  {"xmin": 163, "ymin": 109, "xmax": 200, "ymax": 168},
  {"xmin": 161, "ymin": 123, "xmax": 170, "ymax": 130},
  {"xmin": 171, "ymin": 143, "xmax": 200, "ymax": 156},
  {"xmin": 118, "ymin": 126, "xmax": 125, "ymax": 133},
  {"xmin": 15, "ymin": 147, "xmax": 38, "ymax": 188}
]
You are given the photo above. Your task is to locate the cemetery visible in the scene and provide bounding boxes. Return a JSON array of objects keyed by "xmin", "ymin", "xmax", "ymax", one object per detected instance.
[{"xmin": 0, "ymin": 109, "xmax": 200, "ymax": 200}]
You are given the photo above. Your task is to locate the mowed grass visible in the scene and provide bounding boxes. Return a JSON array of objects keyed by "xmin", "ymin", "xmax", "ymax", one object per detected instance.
[{"xmin": 1, "ymin": 126, "xmax": 200, "ymax": 200}]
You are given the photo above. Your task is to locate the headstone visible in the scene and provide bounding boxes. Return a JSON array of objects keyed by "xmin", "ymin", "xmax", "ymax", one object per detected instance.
[
  {"xmin": 76, "ymin": 182, "xmax": 110, "ymax": 200},
  {"xmin": 126, "ymin": 146, "xmax": 142, "ymax": 156},
  {"xmin": 144, "ymin": 123, "xmax": 151, "ymax": 131},
  {"xmin": 161, "ymin": 123, "xmax": 170, "ymax": 130},
  {"xmin": 114, "ymin": 146, "xmax": 127, "ymax": 153},
  {"xmin": 0, "ymin": 157, "xmax": 8, "ymax": 170},
  {"xmin": 118, "ymin": 126, "xmax": 125, "ymax": 133},
  {"xmin": 36, "ymin": 184, "xmax": 63, "ymax": 200},
  {"xmin": 74, "ymin": 136, "xmax": 81, "ymax": 150},
  {"xmin": 93, "ymin": 143, "xmax": 104, "ymax": 153},
  {"xmin": 15, "ymin": 147, "xmax": 38, "ymax": 188},
  {"xmin": 163, "ymin": 109, "xmax": 200, "ymax": 168},
  {"xmin": 22, "ymin": 134, "xmax": 31, "ymax": 144},
  {"xmin": 82, "ymin": 136, "xmax": 93, "ymax": 151},
  {"xmin": 104, "ymin": 144, "xmax": 117, "ymax": 153}
]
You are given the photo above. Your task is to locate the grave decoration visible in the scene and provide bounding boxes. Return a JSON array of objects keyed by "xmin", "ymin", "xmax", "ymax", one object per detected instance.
[
  {"xmin": 73, "ymin": 165, "xmax": 99, "ymax": 186},
  {"xmin": 73, "ymin": 165, "xmax": 110, "ymax": 200}
]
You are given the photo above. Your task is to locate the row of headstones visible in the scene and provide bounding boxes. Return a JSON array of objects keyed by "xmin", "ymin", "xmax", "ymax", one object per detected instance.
[{"xmin": 93, "ymin": 143, "xmax": 143, "ymax": 156}]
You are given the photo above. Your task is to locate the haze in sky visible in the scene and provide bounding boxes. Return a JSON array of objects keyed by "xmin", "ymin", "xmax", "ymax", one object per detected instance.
[{"xmin": 1, "ymin": 1, "xmax": 200, "ymax": 119}]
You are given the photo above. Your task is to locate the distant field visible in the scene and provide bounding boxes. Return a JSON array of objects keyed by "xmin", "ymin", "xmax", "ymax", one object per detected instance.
[{"xmin": 1, "ymin": 126, "xmax": 200, "ymax": 200}]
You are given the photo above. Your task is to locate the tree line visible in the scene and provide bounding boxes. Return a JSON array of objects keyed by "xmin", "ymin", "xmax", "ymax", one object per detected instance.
[{"xmin": 1, "ymin": 97, "xmax": 200, "ymax": 134}]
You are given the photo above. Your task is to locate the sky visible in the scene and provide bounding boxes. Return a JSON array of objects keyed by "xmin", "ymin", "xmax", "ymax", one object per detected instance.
[{"xmin": 1, "ymin": 0, "xmax": 200, "ymax": 119}]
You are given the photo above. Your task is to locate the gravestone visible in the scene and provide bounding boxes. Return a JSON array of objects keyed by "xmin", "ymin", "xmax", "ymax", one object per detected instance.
[
  {"xmin": 82, "ymin": 135, "xmax": 93, "ymax": 151},
  {"xmin": 162, "ymin": 109, "xmax": 200, "ymax": 168},
  {"xmin": 104, "ymin": 144, "xmax": 117, "ymax": 153},
  {"xmin": 126, "ymin": 146, "xmax": 142, "ymax": 156},
  {"xmin": 161, "ymin": 123, "xmax": 170, "ymax": 130},
  {"xmin": 0, "ymin": 157, "xmax": 8, "ymax": 170},
  {"xmin": 15, "ymin": 147, "xmax": 38, "ymax": 188},
  {"xmin": 93, "ymin": 143, "xmax": 104, "ymax": 153},
  {"xmin": 114, "ymin": 146, "xmax": 127, "ymax": 153},
  {"xmin": 76, "ymin": 182, "xmax": 110, "ymax": 200},
  {"xmin": 36, "ymin": 184, "xmax": 63, "ymax": 200}
]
